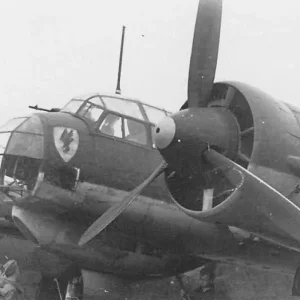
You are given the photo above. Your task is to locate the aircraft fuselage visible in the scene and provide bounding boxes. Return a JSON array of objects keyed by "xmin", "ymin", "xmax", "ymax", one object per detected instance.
[{"xmin": 1, "ymin": 88, "xmax": 300, "ymax": 279}]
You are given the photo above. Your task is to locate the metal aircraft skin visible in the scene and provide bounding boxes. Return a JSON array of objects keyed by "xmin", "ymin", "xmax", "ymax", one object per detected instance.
[{"xmin": 1, "ymin": 0, "xmax": 300, "ymax": 298}]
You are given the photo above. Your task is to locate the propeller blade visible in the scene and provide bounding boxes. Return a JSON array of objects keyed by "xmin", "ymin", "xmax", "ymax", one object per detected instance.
[
  {"xmin": 188, "ymin": 0, "xmax": 222, "ymax": 107},
  {"xmin": 78, "ymin": 162, "xmax": 167, "ymax": 246}
]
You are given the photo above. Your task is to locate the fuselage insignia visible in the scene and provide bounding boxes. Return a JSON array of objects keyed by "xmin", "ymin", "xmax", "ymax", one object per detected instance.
[{"xmin": 53, "ymin": 127, "xmax": 79, "ymax": 162}]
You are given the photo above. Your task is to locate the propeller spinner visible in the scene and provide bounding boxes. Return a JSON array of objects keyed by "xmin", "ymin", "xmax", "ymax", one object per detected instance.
[{"xmin": 78, "ymin": 0, "xmax": 223, "ymax": 246}]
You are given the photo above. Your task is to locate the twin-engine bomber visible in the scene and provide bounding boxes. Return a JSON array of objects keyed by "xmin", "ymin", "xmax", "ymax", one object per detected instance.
[{"xmin": 1, "ymin": 0, "xmax": 300, "ymax": 299}]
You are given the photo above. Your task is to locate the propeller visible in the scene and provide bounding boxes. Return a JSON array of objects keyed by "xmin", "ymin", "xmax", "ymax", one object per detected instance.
[
  {"xmin": 78, "ymin": 162, "xmax": 167, "ymax": 246},
  {"xmin": 79, "ymin": 0, "xmax": 223, "ymax": 245}
]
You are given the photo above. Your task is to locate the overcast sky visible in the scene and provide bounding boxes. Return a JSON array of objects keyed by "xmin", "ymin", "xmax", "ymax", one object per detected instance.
[{"xmin": 0, "ymin": 0, "xmax": 299, "ymax": 123}]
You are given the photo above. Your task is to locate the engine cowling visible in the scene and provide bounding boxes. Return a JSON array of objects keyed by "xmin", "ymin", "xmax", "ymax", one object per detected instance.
[
  {"xmin": 159, "ymin": 82, "xmax": 256, "ymax": 213},
  {"xmin": 155, "ymin": 82, "xmax": 300, "ymax": 249}
]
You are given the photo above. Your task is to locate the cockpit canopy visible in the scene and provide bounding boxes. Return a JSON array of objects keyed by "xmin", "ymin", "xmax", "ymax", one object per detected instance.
[
  {"xmin": 61, "ymin": 94, "xmax": 171, "ymax": 125},
  {"xmin": 61, "ymin": 94, "xmax": 171, "ymax": 147}
]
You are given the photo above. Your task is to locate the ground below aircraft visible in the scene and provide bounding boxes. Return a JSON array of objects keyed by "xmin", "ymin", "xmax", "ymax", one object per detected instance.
[{"xmin": 1, "ymin": 0, "xmax": 300, "ymax": 299}]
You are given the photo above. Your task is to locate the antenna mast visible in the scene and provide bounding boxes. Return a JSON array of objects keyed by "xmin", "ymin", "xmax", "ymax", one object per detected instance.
[{"xmin": 115, "ymin": 26, "xmax": 126, "ymax": 95}]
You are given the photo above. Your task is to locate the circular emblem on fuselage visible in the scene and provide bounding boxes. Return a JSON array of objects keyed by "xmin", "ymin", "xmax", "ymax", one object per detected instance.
[{"xmin": 53, "ymin": 127, "xmax": 79, "ymax": 162}]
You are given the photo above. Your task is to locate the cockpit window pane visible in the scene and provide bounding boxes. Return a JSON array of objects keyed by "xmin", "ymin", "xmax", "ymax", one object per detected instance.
[
  {"xmin": 15, "ymin": 115, "xmax": 43, "ymax": 134},
  {"xmin": 143, "ymin": 105, "xmax": 167, "ymax": 124},
  {"xmin": 6, "ymin": 132, "xmax": 44, "ymax": 159},
  {"xmin": 124, "ymin": 119, "xmax": 147, "ymax": 145},
  {"xmin": 0, "ymin": 118, "xmax": 27, "ymax": 133},
  {"xmin": 61, "ymin": 100, "xmax": 84, "ymax": 113},
  {"xmin": 88, "ymin": 106, "xmax": 104, "ymax": 122},
  {"xmin": 78, "ymin": 104, "xmax": 104, "ymax": 122},
  {"xmin": 99, "ymin": 113, "xmax": 122, "ymax": 138},
  {"xmin": 101, "ymin": 97, "xmax": 144, "ymax": 120},
  {"xmin": 88, "ymin": 96, "xmax": 104, "ymax": 106},
  {"xmin": 0, "ymin": 133, "xmax": 11, "ymax": 154}
]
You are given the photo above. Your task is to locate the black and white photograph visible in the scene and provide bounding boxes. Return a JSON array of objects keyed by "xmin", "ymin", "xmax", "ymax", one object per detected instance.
[{"xmin": 0, "ymin": 0, "xmax": 300, "ymax": 299}]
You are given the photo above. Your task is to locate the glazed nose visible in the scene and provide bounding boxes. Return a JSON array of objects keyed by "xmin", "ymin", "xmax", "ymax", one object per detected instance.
[{"xmin": 153, "ymin": 117, "xmax": 176, "ymax": 149}]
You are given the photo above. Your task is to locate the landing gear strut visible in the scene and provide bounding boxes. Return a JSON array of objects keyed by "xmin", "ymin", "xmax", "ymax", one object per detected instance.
[
  {"xmin": 37, "ymin": 265, "xmax": 83, "ymax": 300},
  {"xmin": 64, "ymin": 275, "xmax": 83, "ymax": 300},
  {"xmin": 36, "ymin": 277, "xmax": 62, "ymax": 300}
]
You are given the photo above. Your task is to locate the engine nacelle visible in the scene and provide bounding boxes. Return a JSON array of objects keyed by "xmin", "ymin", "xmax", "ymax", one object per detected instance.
[{"xmin": 165, "ymin": 82, "xmax": 300, "ymax": 250}]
